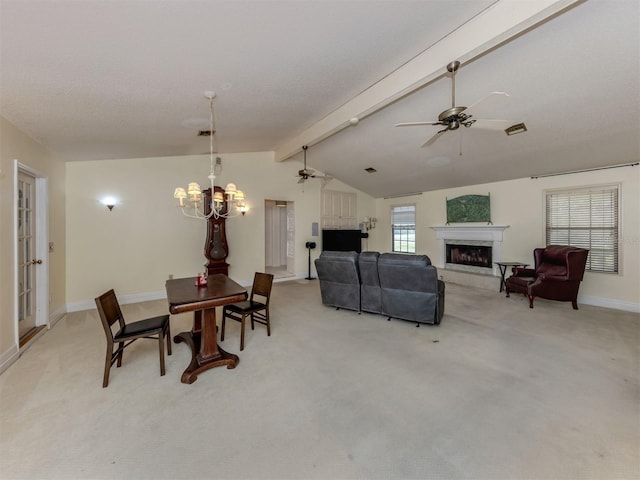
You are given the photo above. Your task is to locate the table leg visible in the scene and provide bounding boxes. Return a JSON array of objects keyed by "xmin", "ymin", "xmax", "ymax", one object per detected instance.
[
  {"xmin": 174, "ymin": 307, "xmax": 239, "ymax": 384},
  {"xmin": 498, "ymin": 265, "xmax": 508, "ymax": 293}
]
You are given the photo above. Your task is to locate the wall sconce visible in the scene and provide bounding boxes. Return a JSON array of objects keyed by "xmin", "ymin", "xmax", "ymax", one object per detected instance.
[
  {"xmin": 100, "ymin": 196, "xmax": 118, "ymax": 211},
  {"xmin": 363, "ymin": 216, "xmax": 377, "ymax": 231}
]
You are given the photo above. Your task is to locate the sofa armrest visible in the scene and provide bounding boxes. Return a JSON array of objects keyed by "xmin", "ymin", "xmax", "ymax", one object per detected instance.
[{"xmin": 512, "ymin": 267, "xmax": 536, "ymax": 277}]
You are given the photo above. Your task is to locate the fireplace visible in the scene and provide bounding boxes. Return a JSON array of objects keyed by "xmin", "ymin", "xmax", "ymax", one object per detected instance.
[
  {"xmin": 446, "ymin": 243, "xmax": 492, "ymax": 269},
  {"xmin": 430, "ymin": 225, "xmax": 510, "ymax": 276}
]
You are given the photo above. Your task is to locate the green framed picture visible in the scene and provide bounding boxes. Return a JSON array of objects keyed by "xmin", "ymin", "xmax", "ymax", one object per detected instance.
[{"xmin": 446, "ymin": 194, "xmax": 491, "ymax": 224}]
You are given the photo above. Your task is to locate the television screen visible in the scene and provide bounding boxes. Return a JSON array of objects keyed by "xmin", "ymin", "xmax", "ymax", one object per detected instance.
[{"xmin": 322, "ymin": 229, "xmax": 362, "ymax": 253}]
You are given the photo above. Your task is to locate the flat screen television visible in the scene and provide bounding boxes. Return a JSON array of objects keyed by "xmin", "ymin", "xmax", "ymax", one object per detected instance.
[{"xmin": 322, "ymin": 229, "xmax": 362, "ymax": 253}]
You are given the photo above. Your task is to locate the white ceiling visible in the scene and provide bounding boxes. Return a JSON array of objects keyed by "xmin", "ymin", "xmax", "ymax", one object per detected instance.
[{"xmin": 1, "ymin": 0, "xmax": 638, "ymax": 198}]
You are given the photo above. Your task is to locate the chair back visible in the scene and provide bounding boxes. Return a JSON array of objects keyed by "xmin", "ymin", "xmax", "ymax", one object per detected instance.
[
  {"xmin": 95, "ymin": 289, "xmax": 126, "ymax": 339},
  {"xmin": 314, "ymin": 251, "xmax": 361, "ymax": 311},
  {"xmin": 251, "ymin": 272, "xmax": 274, "ymax": 305},
  {"xmin": 378, "ymin": 253, "xmax": 441, "ymax": 324},
  {"xmin": 534, "ymin": 245, "xmax": 589, "ymax": 281}
]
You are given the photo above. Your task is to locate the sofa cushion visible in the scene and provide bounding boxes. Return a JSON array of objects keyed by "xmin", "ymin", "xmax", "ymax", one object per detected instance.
[
  {"xmin": 314, "ymin": 251, "xmax": 361, "ymax": 311},
  {"xmin": 359, "ymin": 251, "xmax": 381, "ymax": 314}
]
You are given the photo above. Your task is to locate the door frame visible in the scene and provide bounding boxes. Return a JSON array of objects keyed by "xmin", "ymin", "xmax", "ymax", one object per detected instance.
[{"xmin": 14, "ymin": 160, "xmax": 49, "ymax": 347}]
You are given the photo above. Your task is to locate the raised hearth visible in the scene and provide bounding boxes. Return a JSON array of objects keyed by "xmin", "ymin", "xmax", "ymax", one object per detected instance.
[{"xmin": 431, "ymin": 225, "xmax": 509, "ymax": 276}]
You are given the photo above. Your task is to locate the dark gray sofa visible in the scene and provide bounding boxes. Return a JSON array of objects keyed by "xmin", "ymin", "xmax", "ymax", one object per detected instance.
[
  {"xmin": 359, "ymin": 251, "xmax": 382, "ymax": 314},
  {"xmin": 378, "ymin": 253, "xmax": 444, "ymax": 325},
  {"xmin": 314, "ymin": 251, "xmax": 445, "ymax": 325},
  {"xmin": 313, "ymin": 251, "xmax": 361, "ymax": 312}
]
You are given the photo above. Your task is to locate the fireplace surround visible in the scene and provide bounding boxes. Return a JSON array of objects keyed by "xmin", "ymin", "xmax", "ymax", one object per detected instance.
[{"xmin": 431, "ymin": 225, "xmax": 509, "ymax": 276}]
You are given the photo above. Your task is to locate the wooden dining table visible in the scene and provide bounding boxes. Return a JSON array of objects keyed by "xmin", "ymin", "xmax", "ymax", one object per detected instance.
[{"xmin": 165, "ymin": 275, "xmax": 247, "ymax": 384}]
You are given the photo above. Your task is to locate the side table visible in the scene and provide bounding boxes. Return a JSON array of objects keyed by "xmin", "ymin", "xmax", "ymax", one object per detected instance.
[{"xmin": 495, "ymin": 261, "xmax": 529, "ymax": 293}]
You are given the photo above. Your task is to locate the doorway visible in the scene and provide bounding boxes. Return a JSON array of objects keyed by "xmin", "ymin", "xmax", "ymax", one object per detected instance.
[
  {"xmin": 264, "ymin": 200, "xmax": 294, "ymax": 278},
  {"xmin": 16, "ymin": 164, "xmax": 48, "ymax": 348}
]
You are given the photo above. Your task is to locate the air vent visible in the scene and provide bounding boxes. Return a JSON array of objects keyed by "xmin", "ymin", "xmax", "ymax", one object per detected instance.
[
  {"xmin": 505, "ymin": 123, "xmax": 527, "ymax": 136},
  {"xmin": 365, "ymin": 167, "xmax": 377, "ymax": 173},
  {"xmin": 198, "ymin": 130, "xmax": 214, "ymax": 136}
]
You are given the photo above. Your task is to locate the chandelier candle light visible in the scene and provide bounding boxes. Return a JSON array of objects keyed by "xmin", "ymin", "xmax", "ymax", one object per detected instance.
[{"xmin": 173, "ymin": 92, "xmax": 249, "ymax": 219}]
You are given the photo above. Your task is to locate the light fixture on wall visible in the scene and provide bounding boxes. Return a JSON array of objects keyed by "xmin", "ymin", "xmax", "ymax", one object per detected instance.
[
  {"xmin": 173, "ymin": 92, "xmax": 248, "ymax": 219},
  {"xmin": 100, "ymin": 196, "xmax": 118, "ymax": 211},
  {"xmin": 363, "ymin": 217, "xmax": 377, "ymax": 231}
]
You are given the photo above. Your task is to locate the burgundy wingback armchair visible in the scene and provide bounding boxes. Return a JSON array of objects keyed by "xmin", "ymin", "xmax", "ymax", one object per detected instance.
[{"xmin": 505, "ymin": 245, "xmax": 589, "ymax": 309}]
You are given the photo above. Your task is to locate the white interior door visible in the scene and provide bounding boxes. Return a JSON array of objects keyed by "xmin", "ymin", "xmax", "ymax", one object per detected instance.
[
  {"xmin": 265, "ymin": 200, "xmax": 295, "ymax": 276},
  {"xmin": 17, "ymin": 170, "xmax": 38, "ymax": 337},
  {"xmin": 286, "ymin": 202, "xmax": 295, "ymax": 274}
]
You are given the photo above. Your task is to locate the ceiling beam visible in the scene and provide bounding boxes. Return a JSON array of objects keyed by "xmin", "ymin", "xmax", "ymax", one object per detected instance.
[{"xmin": 274, "ymin": 0, "xmax": 583, "ymax": 162}]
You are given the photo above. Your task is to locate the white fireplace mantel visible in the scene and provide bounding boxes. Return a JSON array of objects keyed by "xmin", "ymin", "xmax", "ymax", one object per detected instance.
[{"xmin": 430, "ymin": 225, "xmax": 510, "ymax": 275}]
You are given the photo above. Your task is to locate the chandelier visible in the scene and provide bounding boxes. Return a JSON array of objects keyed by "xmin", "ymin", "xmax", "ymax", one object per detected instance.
[{"xmin": 173, "ymin": 92, "xmax": 248, "ymax": 219}]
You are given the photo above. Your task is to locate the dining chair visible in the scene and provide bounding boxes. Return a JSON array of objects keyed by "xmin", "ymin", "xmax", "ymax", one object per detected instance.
[
  {"xmin": 95, "ymin": 289, "xmax": 171, "ymax": 387},
  {"xmin": 221, "ymin": 272, "xmax": 274, "ymax": 351}
]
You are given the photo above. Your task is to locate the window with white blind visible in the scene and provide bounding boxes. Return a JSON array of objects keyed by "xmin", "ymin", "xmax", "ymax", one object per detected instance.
[
  {"xmin": 545, "ymin": 184, "xmax": 619, "ymax": 273},
  {"xmin": 391, "ymin": 204, "xmax": 416, "ymax": 253}
]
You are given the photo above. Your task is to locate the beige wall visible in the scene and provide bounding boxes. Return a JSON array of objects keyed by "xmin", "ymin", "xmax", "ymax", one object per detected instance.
[
  {"xmin": 370, "ymin": 166, "xmax": 640, "ymax": 309},
  {"xmin": 3, "ymin": 114, "xmax": 637, "ymax": 363},
  {"xmin": 65, "ymin": 152, "xmax": 375, "ymax": 306},
  {"xmin": 65, "ymin": 150, "xmax": 640, "ymax": 310},
  {"xmin": 0, "ymin": 116, "xmax": 66, "ymax": 355}
]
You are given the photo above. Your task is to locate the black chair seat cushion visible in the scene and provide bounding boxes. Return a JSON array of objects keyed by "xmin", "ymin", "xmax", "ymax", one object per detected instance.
[
  {"xmin": 115, "ymin": 315, "xmax": 169, "ymax": 340},
  {"xmin": 225, "ymin": 300, "xmax": 266, "ymax": 314}
]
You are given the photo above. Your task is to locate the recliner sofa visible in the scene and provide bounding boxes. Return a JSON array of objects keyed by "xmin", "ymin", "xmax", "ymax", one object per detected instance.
[
  {"xmin": 315, "ymin": 251, "xmax": 445, "ymax": 325},
  {"xmin": 359, "ymin": 251, "xmax": 382, "ymax": 314},
  {"xmin": 314, "ymin": 251, "xmax": 361, "ymax": 312}
]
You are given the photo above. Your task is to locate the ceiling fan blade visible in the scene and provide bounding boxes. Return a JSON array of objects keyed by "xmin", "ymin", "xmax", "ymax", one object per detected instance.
[
  {"xmin": 421, "ymin": 129, "xmax": 447, "ymax": 147},
  {"xmin": 395, "ymin": 121, "xmax": 442, "ymax": 127},
  {"xmin": 465, "ymin": 92, "xmax": 510, "ymax": 116},
  {"xmin": 472, "ymin": 119, "xmax": 513, "ymax": 131},
  {"xmin": 298, "ymin": 177, "xmax": 305, "ymax": 184}
]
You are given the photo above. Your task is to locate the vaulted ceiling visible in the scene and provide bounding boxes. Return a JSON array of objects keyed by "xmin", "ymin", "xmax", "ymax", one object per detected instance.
[{"xmin": 1, "ymin": 0, "xmax": 638, "ymax": 198}]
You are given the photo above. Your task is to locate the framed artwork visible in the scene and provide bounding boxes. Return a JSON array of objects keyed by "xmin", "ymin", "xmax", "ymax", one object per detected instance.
[{"xmin": 446, "ymin": 194, "xmax": 492, "ymax": 224}]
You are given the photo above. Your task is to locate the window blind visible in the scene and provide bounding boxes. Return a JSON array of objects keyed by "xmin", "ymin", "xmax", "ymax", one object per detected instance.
[
  {"xmin": 391, "ymin": 205, "xmax": 415, "ymax": 226},
  {"xmin": 391, "ymin": 204, "xmax": 416, "ymax": 253},
  {"xmin": 545, "ymin": 185, "xmax": 619, "ymax": 273}
]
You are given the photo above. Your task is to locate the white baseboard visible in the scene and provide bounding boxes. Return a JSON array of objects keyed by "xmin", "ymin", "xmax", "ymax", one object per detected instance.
[
  {"xmin": 579, "ymin": 294, "xmax": 640, "ymax": 313},
  {"xmin": 49, "ymin": 305, "xmax": 67, "ymax": 327},
  {"xmin": 61, "ymin": 280, "xmax": 640, "ymax": 316},
  {"xmin": 66, "ymin": 290, "xmax": 168, "ymax": 313},
  {"xmin": 0, "ymin": 344, "xmax": 19, "ymax": 375},
  {"xmin": 66, "ymin": 274, "xmax": 310, "ymax": 313}
]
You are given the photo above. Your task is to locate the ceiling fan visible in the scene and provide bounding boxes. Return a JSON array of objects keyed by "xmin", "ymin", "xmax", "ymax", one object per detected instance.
[
  {"xmin": 297, "ymin": 145, "xmax": 331, "ymax": 184},
  {"xmin": 395, "ymin": 60, "xmax": 514, "ymax": 147}
]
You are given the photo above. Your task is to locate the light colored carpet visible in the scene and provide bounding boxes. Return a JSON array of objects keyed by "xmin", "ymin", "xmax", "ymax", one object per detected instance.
[{"xmin": 1, "ymin": 280, "xmax": 638, "ymax": 479}]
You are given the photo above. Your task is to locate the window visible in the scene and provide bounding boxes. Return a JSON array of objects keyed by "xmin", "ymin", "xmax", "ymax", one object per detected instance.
[
  {"xmin": 545, "ymin": 184, "xmax": 619, "ymax": 273},
  {"xmin": 391, "ymin": 204, "xmax": 416, "ymax": 253}
]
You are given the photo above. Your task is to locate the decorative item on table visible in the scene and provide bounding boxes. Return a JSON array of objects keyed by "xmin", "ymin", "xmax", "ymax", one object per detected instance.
[{"xmin": 196, "ymin": 272, "xmax": 208, "ymax": 286}]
